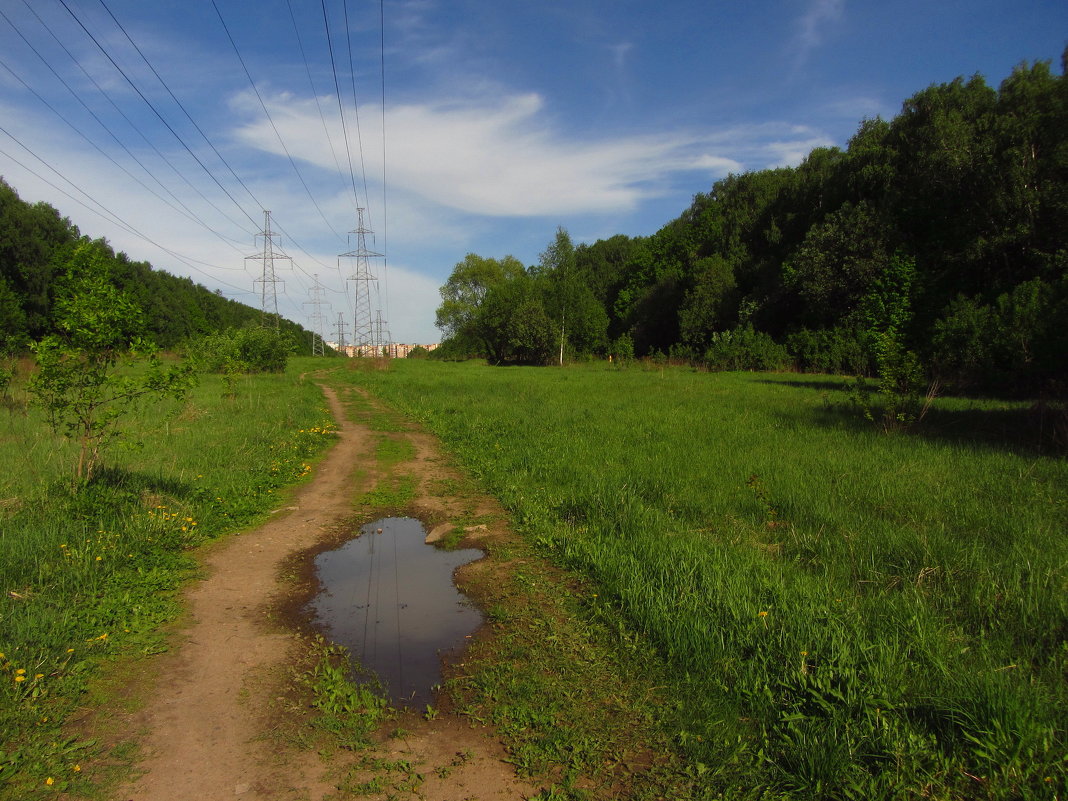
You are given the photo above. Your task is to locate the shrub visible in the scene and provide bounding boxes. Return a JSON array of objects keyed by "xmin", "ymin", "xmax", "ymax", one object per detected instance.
[
  {"xmin": 786, "ymin": 327, "xmax": 870, "ymax": 375},
  {"xmin": 702, "ymin": 325, "xmax": 789, "ymax": 371},
  {"xmin": 186, "ymin": 326, "xmax": 295, "ymax": 375}
]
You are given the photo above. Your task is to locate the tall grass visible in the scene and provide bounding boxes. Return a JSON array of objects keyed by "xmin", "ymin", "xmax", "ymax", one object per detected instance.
[
  {"xmin": 339, "ymin": 360, "xmax": 1067, "ymax": 800},
  {"xmin": 0, "ymin": 360, "xmax": 336, "ymax": 799}
]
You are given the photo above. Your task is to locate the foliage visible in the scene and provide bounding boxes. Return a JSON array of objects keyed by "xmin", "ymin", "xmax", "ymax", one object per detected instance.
[
  {"xmin": 437, "ymin": 55, "xmax": 1068, "ymax": 395},
  {"xmin": 405, "ymin": 344, "xmax": 430, "ymax": 359},
  {"xmin": 701, "ymin": 324, "xmax": 789, "ymax": 372},
  {"xmin": 434, "ymin": 252, "xmax": 526, "ymax": 343},
  {"xmin": 786, "ymin": 327, "xmax": 869, "ymax": 375},
  {"xmin": 477, "ymin": 274, "xmax": 555, "ymax": 365},
  {"xmin": 0, "ymin": 177, "xmax": 317, "ymax": 355},
  {"xmin": 849, "ymin": 252, "xmax": 935, "ymax": 430},
  {"xmin": 184, "ymin": 325, "xmax": 295, "ymax": 376},
  {"xmin": 27, "ymin": 243, "xmax": 194, "ymax": 483}
]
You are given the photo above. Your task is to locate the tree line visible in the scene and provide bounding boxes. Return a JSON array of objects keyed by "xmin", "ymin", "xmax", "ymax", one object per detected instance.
[
  {"xmin": 435, "ymin": 55, "xmax": 1068, "ymax": 398},
  {"xmin": 0, "ymin": 176, "xmax": 316, "ymax": 356}
]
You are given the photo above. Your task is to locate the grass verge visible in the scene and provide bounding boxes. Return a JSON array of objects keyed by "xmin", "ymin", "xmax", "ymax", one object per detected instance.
[{"xmin": 0, "ymin": 359, "xmax": 336, "ymax": 800}]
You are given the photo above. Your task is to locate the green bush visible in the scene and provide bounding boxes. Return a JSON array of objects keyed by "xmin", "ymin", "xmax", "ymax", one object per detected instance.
[
  {"xmin": 185, "ymin": 326, "xmax": 295, "ymax": 375},
  {"xmin": 702, "ymin": 325, "xmax": 789, "ymax": 371},
  {"xmin": 786, "ymin": 327, "xmax": 870, "ymax": 375}
]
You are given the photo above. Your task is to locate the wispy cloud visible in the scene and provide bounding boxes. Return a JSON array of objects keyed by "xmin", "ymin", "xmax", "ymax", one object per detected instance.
[
  {"xmin": 232, "ymin": 89, "xmax": 828, "ymax": 219},
  {"xmin": 793, "ymin": 0, "xmax": 845, "ymax": 67}
]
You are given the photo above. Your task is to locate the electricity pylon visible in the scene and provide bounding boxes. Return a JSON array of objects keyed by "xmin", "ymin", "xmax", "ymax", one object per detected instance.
[
  {"xmin": 332, "ymin": 312, "xmax": 349, "ymax": 353},
  {"xmin": 304, "ymin": 274, "xmax": 329, "ymax": 356},
  {"xmin": 339, "ymin": 208, "xmax": 383, "ymax": 356},
  {"xmin": 246, "ymin": 210, "xmax": 290, "ymax": 329}
]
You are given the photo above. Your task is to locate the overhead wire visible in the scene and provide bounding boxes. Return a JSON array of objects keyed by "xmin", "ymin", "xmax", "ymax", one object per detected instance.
[
  {"xmin": 320, "ymin": 0, "xmax": 363, "ymax": 211},
  {"xmin": 378, "ymin": 0, "xmax": 391, "ymax": 333},
  {"xmin": 0, "ymin": 10, "xmax": 250, "ymax": 258},
  {"xmin": 18, "ymin": 0, "xmax": 253, "ymax": 246},
  {"xmin": 3, "ymin": 0, "xmax": 394, "ymax": 335},
  {"xmin": 342, "ymin": 0, "xmax": 373, "ymax": 224},
  {"xmin": 209, "ymin": 0, "xmax": 347, "ymax": 245},
  {"xmin": 54, "ymin": 0, "xmax": 263, "ymax": 230},
  {"xmin": 285, "ymin": 0, "xmax": 351, "ymax": 217},
  {"xmin": 0, "ymin": 53, "xmax": 259, "ymax": 266},
  {"xmin": 0, "ymin": 130, "xmax": 254, "ymax": 294},
  {"xmin": 94, "ymin": 0, "xmax": 268, "ymax": 219}
]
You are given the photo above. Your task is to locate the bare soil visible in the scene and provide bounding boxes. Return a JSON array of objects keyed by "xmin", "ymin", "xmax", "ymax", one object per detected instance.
[{"xmin": 105, "ymin": 382, "xmax": 538, "ymax": 801}]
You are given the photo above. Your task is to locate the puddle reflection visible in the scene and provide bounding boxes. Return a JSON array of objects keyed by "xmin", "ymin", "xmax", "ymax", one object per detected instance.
[{"xmin": 307, "ymin": 517, "xmax": 483, "ymax": 708}]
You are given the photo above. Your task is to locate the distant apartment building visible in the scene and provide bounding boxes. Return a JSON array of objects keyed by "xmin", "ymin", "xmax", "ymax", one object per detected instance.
[{"xmin": 325, "ymin": 342, "xmax": 438, "ymax": 358}]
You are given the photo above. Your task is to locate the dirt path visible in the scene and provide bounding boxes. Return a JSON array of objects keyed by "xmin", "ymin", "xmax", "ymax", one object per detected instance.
[{"xmin": 111, "ymin": 382, "xmax": 537, "ymax": 801}]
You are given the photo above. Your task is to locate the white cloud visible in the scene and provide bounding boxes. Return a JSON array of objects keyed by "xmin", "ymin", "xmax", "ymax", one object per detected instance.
[
  {"xmin": 376, "ymin": 261, "xmax": 445, "ymax": 344},
  {"xmin": 793, "ymin": 0, "xmax": 845, "ymax": 66},
  {"xmin": 232, "ymin": 89, "xmax": 826, "ymax": 221}
]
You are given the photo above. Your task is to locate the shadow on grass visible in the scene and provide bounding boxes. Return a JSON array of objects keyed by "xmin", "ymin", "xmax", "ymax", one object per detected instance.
[
  {"xmin": 766, "ymin": 376, "xmax": 1068, "ymax": 457},
  {"xmin": 58, "ymin": 466, "xmax": 197, "ymax": 519}
]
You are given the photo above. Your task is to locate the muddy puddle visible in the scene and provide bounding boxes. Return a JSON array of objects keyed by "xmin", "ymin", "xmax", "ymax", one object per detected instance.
[{"xmin": 307, "ymin": 517, "xmax": 483, "ymax": 708}]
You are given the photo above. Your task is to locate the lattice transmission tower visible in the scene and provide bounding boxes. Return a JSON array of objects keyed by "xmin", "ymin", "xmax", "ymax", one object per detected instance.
[
  {"xmin": 304, "ymin": 274, "xmax": 330, "ymax": 356},
  {"xmin": 332, "ymin": 312, "xmax": 349, "ymax": 353},
  {"xmin": 246, "ymin": 210, "xmax": 291, "ymax": 329},
  {"xmin": 339, "ymin": 208, "xmax": 385, "ymax": 356}
]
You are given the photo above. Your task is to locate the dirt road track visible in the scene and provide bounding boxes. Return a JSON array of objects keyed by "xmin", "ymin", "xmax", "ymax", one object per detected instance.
[{"xmin": 110, "ymin": 383, "xmax": 535, "ymax": 801}]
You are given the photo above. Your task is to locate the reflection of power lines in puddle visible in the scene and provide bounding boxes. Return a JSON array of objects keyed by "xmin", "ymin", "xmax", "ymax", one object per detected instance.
[
  {"xmin": 314, "ymin": 517, "xmax": 484, "ymax": 707},
  {"xmin": 355, "ymin": 521, "xmax": 406, "ymax": 697}
]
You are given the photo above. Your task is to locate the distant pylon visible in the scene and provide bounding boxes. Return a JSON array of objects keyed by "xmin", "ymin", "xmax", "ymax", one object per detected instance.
[
  {"xmin": 372, "ymin": 309, "xmax": 393, "ymax": 356},
  {"xmin": 246, "ymin": 210, "xmax": 290, "ymax": 329},
  {"xmin": 339, "ymin": 208, "xmax": 383, "ymax": 355},
  {"xmin": 304, "ymin": 274, "xmax": 330, "ymax": 356},
  {"xmin": 332, "ymin": 312, "xmax": 349, "ymax": 353}
]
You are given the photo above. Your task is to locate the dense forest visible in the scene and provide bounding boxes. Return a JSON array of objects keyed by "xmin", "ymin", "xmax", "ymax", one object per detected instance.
[
  {"xmin": 0, "ymin": 177, "xmax": 315, "ymax": 355},
  {"xmin": 436, "ymin": 55, "xmax": 1068, "ymax": 397}
]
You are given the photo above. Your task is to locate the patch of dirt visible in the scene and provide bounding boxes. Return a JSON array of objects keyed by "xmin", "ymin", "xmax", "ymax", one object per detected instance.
[{"xmin": 105, "ymin": 382, "xmax": 538, "ymax": 801}]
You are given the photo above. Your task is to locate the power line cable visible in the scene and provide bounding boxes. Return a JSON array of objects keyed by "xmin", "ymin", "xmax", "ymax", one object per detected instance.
[
  {"xmin": 0, "ymin": 11, "xmax": 250, "ymax": 257},
  {"xmin": 94, "ymin": 0, "xmax": 266, "ymax": 216},
  {"xmin": 342, "ymin": 0, "xmax": 373, "ymax": 226},
  {"xmin": 18, "ymin": 0, "xmax": 254, "ymax": 246},
  {"xmin": 0, "ymin": 132, "xmax": 254, "ymax": 293},
  {"xmin": 320, "ymin": 0, "xmax": 362, "ymax": 210},
  {"xmin": 0, "ymin": 54, "xmax": 249, "ymax": 254},
  {"xmin": 285, "ymin": 0, "xmax": 351, "ymax": 212},
  {"xmin": 209, "ymin": 0, "xmax": 347, "ymax": 244},
  {"xmin": 378, "ymin": 0, "xmax": 391, "ymax": 329},
  {"xmin": 56, "ymin": 0, "xmax": 261, "ymax": 228}
]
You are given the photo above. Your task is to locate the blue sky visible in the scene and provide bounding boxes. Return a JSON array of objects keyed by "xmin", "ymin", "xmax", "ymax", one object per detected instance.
[{"xmin": 0, "ymin": 0, "xmax": 1064, "ymax": 343}]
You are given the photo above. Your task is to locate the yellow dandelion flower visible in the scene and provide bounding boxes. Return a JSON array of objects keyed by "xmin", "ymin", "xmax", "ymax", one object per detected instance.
[
  {"xmin": 14, "ymin": 676, "xmax": 25, "ymax": 682},
  {"xmin": 45, "ymin": 777, "xmax": 54, "ymax": 786},
  {"xmin": 15, "ymin": 668, "xmax": 25, "ymax": 675},
  {"xmin": 35, "ymin": 673, "xmax": 44, "ymax": 679},
  {"xmin": 757, "ymin": 611, "xmax": 768, "ymax": 618},
  {"xmin": 73, "ymin": 764, "xmax": 81, "ymax": 772}
]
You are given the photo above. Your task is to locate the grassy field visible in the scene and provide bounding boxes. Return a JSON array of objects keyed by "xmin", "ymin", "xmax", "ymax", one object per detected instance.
[
  {"xmin": 0, "ymin": 361, "xmax": 336, "ymax": 799},
  {"xmin": 340, "ymin": 359, "xmax": 1067, "ymax": 800}
]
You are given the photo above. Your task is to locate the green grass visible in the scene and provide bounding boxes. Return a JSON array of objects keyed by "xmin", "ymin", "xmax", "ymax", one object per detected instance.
[
  {"xmin": 336, "ymin": 359, "xmax": 1068, "ymax": 801},
  {"xmin": 0, "ymin": 358, "xmax": 336, "ymax": 799}
]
